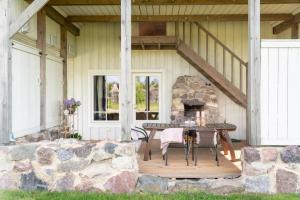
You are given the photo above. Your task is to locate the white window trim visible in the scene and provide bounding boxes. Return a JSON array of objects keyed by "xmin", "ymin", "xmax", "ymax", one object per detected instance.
[{"xmin": 88, "ymin": 69, "xmax": 166, "ymax": 127}]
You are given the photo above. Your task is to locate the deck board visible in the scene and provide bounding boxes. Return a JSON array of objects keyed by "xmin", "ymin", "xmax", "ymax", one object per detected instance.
[{"xmin": 138, "ymin": 140, "xmax": 242, "ymax": 179}]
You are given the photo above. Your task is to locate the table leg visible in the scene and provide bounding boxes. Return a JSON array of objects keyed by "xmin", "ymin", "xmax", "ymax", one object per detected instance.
[
  {"xmin": 222, "ymin": 131, "xmax": 236, "ymax": 162},
  {"xmin": 144, "ymin": 129, "xmax": 156, "ymax": 161},
  {"xmin": 219, "ymin": 134, "xmax": 229, "ymax": 155}
]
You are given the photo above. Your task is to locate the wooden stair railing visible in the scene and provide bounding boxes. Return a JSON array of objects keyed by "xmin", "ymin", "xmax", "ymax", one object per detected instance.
[
  {"xmin": 131, "ymin": 22, "xmax": 248, "ymax": 108},
  {"xmin": 175, "ymin": 22, "xmax": 248, "ymax": 96}
]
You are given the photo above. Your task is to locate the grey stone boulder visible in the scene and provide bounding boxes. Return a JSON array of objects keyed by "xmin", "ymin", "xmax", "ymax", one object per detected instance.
[
  {"xmin": 104, "ymin": 171, "xmax": 137, "ymax": 193},
  {"xmin": 137, "ymin": 175, "xmax": 168, "ymax": 193},
  {"xmin": 243, "ymin": 147, "xmax": 261, "ymax": 163},
  {"xmin": 54, "ymin": 173, "xmax": 75, "ymax": 192},
  {"xmin": 276, "ymin": 169, "xmax": 298, "ymax": 193},
  {"xmin": 9, "ymin": 144, "xmax": 38, "ymax": 161},
  {"xmin": 280, "ymin": 146, "xmax": 300, "ymax": 163},
  {"xmin": 92, "ymin": 148, "xmax": 113, "ymax": 162},
  {"xmin": 37, "ymin": 147, "xmax": 54, "ymax": 165},
  {"xmin": 57, "ymin": 148, "xmax": 74, "ymax": 161},
  {"xmin": 104, "ymin": 143, "xmax": 118, "ymax": 154},
  {"xmin": 73, "ymin": 144, "xmax": 94, "ymax": 158},
  {"xmin": 244, "ymin": 176, "xmax": 270, "ymax": 193},
  {"xmin": 14, "ymin": 160, "xmax": 33, "ymax": 172},
  {"xmin": 20, "ymin": 172, "xmax": 48, "ymax": 191},
  {"xmin": 57, "ymin": 159, "xmax": 89, "ymax": 173},
  {"xmin": 0, "ymin": 172, "xmax": 18, "ymax": 190}
]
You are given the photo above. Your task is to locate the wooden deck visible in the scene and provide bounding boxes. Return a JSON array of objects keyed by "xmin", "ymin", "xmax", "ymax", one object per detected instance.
[{"xmin": 138, "ymin": 139, "xmax": 243, "ymax": 179}]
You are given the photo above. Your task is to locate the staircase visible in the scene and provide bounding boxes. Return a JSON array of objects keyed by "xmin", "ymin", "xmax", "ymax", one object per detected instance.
[{"xmin": 132, "ymin": 22, "xmax": 247, "ymax": 108}]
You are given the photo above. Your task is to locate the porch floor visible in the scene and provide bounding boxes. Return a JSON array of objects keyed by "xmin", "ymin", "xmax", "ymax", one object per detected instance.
[{"xmin": 138, "ymin": 140, "xmax": 244, "ymax": 179}]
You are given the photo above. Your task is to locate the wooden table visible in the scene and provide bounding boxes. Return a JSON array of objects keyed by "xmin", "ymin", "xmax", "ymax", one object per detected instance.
[{"xmin": 142, "ymin": 122, "xmax": 237, "ymax": 162}]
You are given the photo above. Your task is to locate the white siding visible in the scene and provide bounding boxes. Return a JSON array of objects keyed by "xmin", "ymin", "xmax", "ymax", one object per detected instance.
[
  {"xmin": 70, "ymin": 22, "xmax": 277, "ymax": 141},
  {"xmin": 261, "ymin": 40, "xmax": 300, "ymax": 145},
  {"xmin": 45, "ymin": 55, "xmax": 63, "ymax": 128},
  {"xmin": 12, "ymin": 42, "xmax": 40, "ymax": 138}
]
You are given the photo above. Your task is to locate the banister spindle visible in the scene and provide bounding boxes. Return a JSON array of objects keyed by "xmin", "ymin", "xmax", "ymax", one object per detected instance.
[
  {"xmin": 214, "ymin": 41, "xmax": 217, "ymax": 69},
  {"xmin": 223, "ymin": 48, "xmax": 226, "ymax": 77},
  {"xmin": 240, "ymin": 63, "xmax": 243, "ymax": 90},
  {"xmin": 175, "ymin": 21, "xmax": 178, "ymax": 38},
  {"xmin": 183, "ymin": 22, "xmax": 185, "ymax": 43},
  {"xmin": 206, "ymin": 33, "xmax": 208, "ymax": 62},
  {"xmin": 231, "ymin": 55, "xmax": 234, "ymax": 83},
  {"xmin": 198, "ymin": 26, "xmax": 200, "ymax": 55}
]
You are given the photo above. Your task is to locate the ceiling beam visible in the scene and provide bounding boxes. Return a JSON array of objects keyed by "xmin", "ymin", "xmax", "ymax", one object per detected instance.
[
  {"xmin": 48, "ymin": 0, "xmax": 300, "ymax": 5},
  {"xmin": 273, "ymin": 13, "xmax": 300, "ymax": 34},
  {"xmin": 25, "ymin": 0, "xmax": 80, "ymax": 36},
  {"xmin": 67, "ymin": 14, "xmax": 293, "ymax": 22}
]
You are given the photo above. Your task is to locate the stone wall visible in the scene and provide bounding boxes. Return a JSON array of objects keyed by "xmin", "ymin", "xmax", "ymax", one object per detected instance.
[
  {"xmin": 0, "ymin": 139, "xmax": 139, "ymax": 193},
  {"xmin": 242, "ymin": 146, "xmax": 300, "ymax": 193}
]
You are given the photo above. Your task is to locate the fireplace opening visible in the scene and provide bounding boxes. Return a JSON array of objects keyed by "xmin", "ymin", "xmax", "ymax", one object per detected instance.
[{"xmin": 182, "ymin": 99, "xmax": 205, "ymax": 119}]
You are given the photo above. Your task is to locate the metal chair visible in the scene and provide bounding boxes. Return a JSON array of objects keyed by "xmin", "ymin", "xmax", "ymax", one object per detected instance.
[
  {"xmin": 195, "ymin": 129, "xmax": 219, "ymax": 166},
  {"xmin": 131, "ymin": 126, "xmax": 152, "ymax": 160}
]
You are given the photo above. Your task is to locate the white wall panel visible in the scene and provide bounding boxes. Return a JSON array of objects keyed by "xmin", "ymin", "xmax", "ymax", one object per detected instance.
[
  {"xmin": 260, "ymin": 40, "xmax": 300, "ymax": 145},
  {"xmin": 11, "ymin": 42, "xmax": 40, "ymax": 138},
  {"xmin": 45, "ymin": 56, "xmax": 63, "ymax": 128}
]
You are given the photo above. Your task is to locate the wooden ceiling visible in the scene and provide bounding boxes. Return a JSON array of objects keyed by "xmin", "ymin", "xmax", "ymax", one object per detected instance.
[{"xmin": 47, "ymin": 0, "xmax": 300, "ymax": 5}]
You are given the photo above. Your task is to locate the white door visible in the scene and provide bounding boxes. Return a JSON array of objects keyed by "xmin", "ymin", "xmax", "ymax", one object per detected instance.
[{"xmin": 132, "ymin": 72, "xmax": 162, "ymax": 126}]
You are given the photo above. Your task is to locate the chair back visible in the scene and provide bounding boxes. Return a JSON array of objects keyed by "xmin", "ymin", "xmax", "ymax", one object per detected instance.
[
  {"xmin": 198, "ymin": 129, "xmax": 217, "ymax": 148},
  {"xmin": 131, "ymin": 126, "xmax": 148, "ymax": 141}
]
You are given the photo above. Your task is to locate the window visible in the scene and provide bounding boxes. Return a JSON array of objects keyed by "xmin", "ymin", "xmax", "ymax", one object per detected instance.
[
  {"xmin": 135, "ymin": 75, "xmax": 160, "ymax": 120},
  {"xmin": 93, "ymin": 75, "xmax": 120, "ymax": 121}
]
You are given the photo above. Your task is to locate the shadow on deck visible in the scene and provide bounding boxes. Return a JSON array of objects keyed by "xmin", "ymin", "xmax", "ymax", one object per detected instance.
[{"xmin": 138, "ymin": 139, "xmax": 244, "ymax": 179}]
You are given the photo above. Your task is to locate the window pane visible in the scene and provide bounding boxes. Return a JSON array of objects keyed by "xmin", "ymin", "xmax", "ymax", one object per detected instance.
[
  {"xmin": 107, "ymin": 76, "xmax": 120, "ymax": 112},
  {"xmin": 135, "ymin": 76, "xmax": 146, "ymax": 112},
  {"xmin": 94, "ymin": 75, "xmax": 120, "ymax": 121},
  {"xmin": 149, "ymin": 76, "xmax": 159, "ymax": 112},
  {"xmin": 94, "ymin": 76, "xmax": 106, "ymax": 121}
]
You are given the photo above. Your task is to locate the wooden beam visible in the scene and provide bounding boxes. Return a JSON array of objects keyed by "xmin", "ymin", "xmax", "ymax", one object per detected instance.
[
  {"xmin": 67, "ymin": 14, "xmax": 292, "ymax": 22},
  {"xmin": 273, "ymin": 13, "xmax": 300, "ymax": 35},
  {"xmin": 10, "ymin": 0, "xmax": 49, "ymax": 38},
  {"xmin": 120, "ymin": 0, "xmax": 132, "ymax": 141},
  {"xmin": 292, "ymin": 23, "xmax": 299, "ymax": 39},
  {"xmin": 24, "ymin": 0, "xmax": 80, "ymax": 36},
  {"xmin": 0, "ymin": 0, "xmax": 12, "ymax": 144},
  {"xmin": 45, "ymin": 6, "xmax": 80, "ymax": 36},
  {"xmin": 248, "ymin": 0, "xmax": 261, "ymax": 145},
  {"xmin": 37, "ymin": 9, "xmax": 47, "ymax": 130},
  {"xmin": 61, "ymin": 26, "xmax": 68, "ymax": 100},
  {"xmin": 48, "ymin": 0, "xmax": 300, "ymax": 5}
]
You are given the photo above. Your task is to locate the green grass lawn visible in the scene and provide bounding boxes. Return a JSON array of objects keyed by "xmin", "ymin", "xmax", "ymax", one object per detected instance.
[{"xmin": 0, "ymin": 191, "xmax": 299, "ymax": 200}]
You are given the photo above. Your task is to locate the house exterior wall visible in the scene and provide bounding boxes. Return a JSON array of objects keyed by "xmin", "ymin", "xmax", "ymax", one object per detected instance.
[
  {"xmin": 69, "ymin": 22, "xmax": 284, "ymax": 141},
  {"xmin": 10, "ymin": 0, "xmax": 64, "ymax": 138}
]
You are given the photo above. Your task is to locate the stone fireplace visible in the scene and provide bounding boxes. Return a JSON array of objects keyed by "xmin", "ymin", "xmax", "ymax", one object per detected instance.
[{"xmin": 171, "ymin": 76, "xmax": 219, "ymax": 124}]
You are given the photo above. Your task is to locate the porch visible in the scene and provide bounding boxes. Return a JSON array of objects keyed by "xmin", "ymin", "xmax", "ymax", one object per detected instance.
[{"xmin": 138, "ymin": 139, "xmax": 243, "ymax": 179}]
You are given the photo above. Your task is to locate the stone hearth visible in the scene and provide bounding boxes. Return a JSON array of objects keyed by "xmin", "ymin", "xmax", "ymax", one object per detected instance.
[{"xmin": 171, "ymin": 76, "xmax": 219, "ymax": 123}]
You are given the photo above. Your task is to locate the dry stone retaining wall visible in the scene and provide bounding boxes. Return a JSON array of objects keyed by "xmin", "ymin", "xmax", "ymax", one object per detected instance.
[
  {"xmin": 0, "ymin": 139, "xmax": 139, "ymax": 193},
  {"xmin": 241, "ymin": 146, "xmax": 300, "ymax": 194},
  {"xmin": 1, "ymin": 139, "xmax": 300, "ymax": 194}
]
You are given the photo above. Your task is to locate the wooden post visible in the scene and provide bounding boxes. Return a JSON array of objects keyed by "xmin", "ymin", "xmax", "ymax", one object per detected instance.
[
  {"xmin": 0, "ymin": 0, "xmax": 11, "ymax": 144},
  {"xmin": 61, "ymin": 26, "xmax": 68, "ymax": 100},
  {"xmin": 120, "ymin": 0, "xmax": 132, "ymax": 141},
  {"xmin": 248, "ymin": 0, "xmax": 261, "ymax": 145},
  {"xmin": 292, "ymin": 23, "xmax": 299, "ymax": 39},
  {"xmin": 37, "ymin": 9, "xmax": 47, "ymax": 130}
]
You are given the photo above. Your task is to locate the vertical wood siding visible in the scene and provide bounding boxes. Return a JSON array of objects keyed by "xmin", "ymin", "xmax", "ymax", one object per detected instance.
[
  {"xmin": 69, "ymin": 22, "xmax": 280, "ymax": 141},
  {"xmin": 261, "ymin": 40, "xmax": 300, "ymax": 145}
]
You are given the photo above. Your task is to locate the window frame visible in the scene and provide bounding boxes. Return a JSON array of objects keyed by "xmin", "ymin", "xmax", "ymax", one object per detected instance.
[
  {"xmin": 133, "ymin": 72, "xmax": 162, "ymax": 123},
  {"xmin": 89, "ymin": 70, "xmax": 121, "ymax": 126}
]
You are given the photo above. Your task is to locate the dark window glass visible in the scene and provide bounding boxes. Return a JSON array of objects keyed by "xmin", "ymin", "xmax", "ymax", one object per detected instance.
[{"xmin": 94, "ymin": 75, "xmax": 119, "ymax": 121}]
